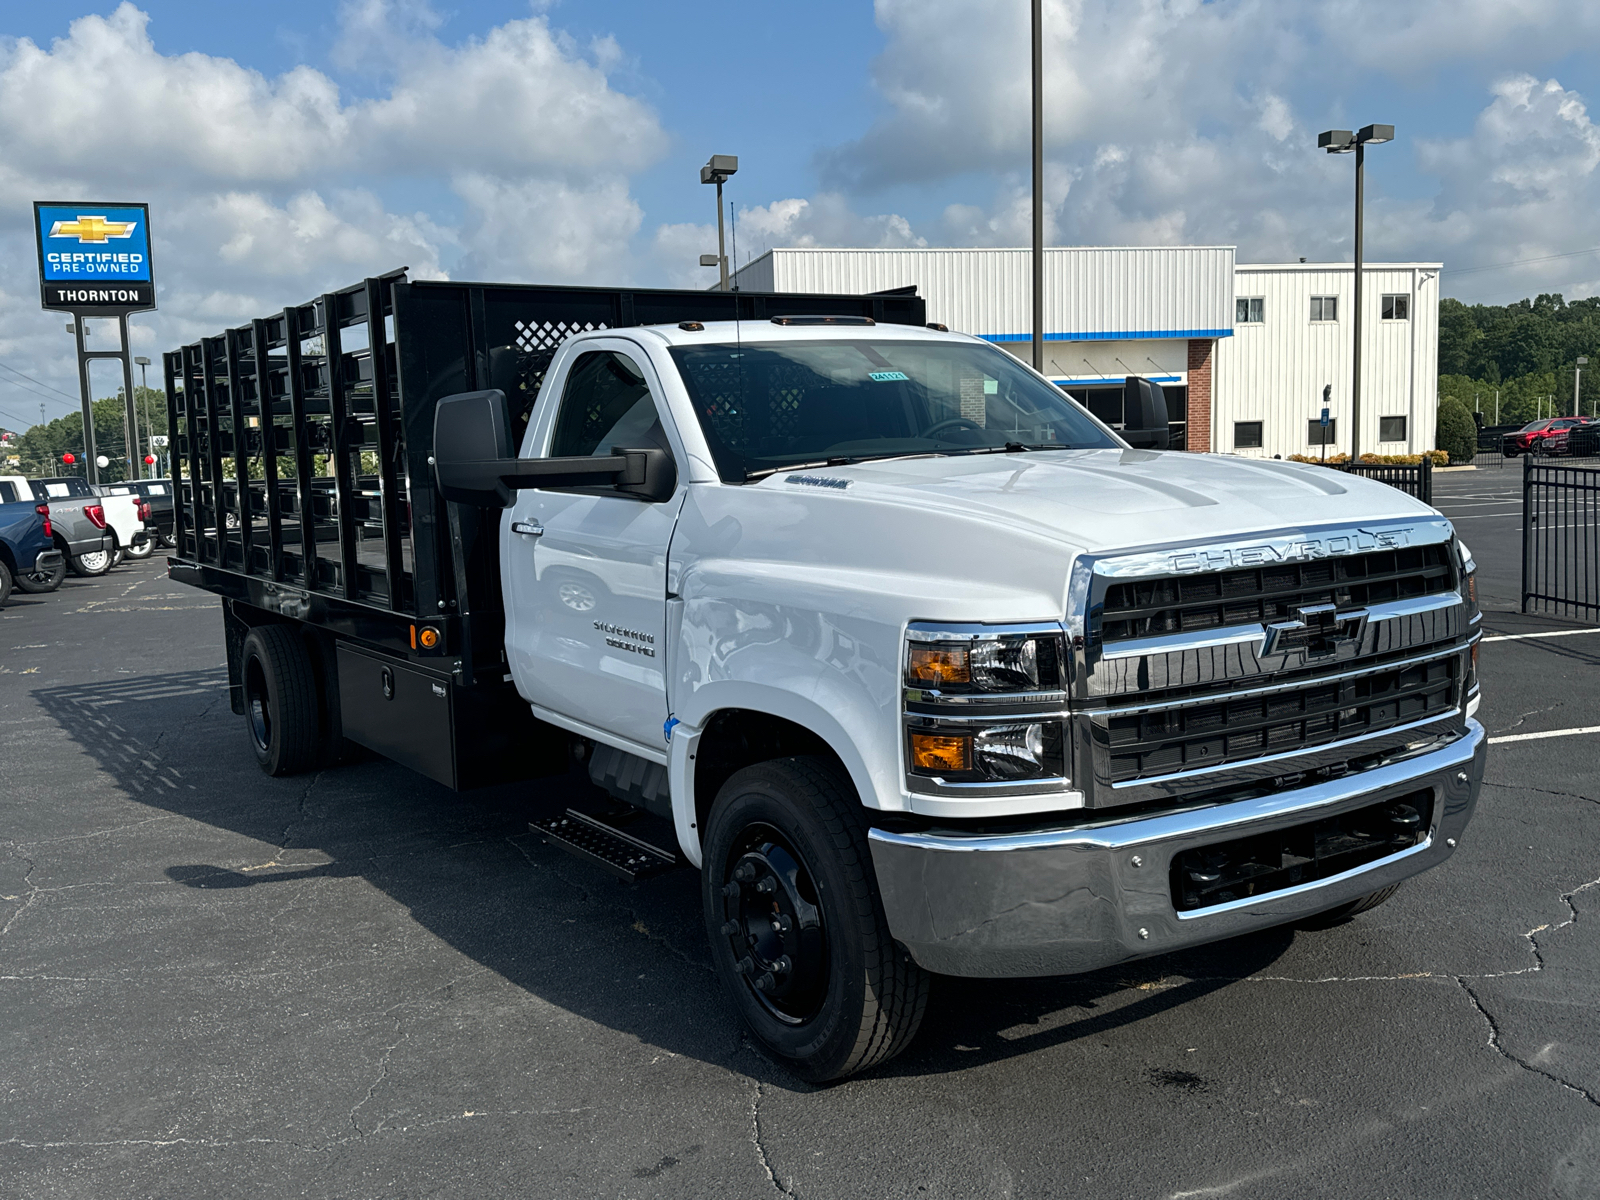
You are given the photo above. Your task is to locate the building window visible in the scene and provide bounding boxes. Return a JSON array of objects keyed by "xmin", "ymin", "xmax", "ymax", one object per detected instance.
[
  {"xmin": 1307, "ymin": 419, "xmax": 1338, "ymax": 446},
  {"xmin": 1234, "ymin": 421, "xmax": 1263, "ymax": 449},
  {"xmin": 1310, "ymin": 296, "xmax": 1338, "ymax": 322},
  {"xmin": 1236, "ymin": 297, "xmax": 1265, "ymax": 324},
  {"xmin": 1379, "ymin": 416, "xmax": 1408, "ymax": 442},
  {"xmin": 1381, "ymin": 294, "xmax": 1410, "ymax": 321}
]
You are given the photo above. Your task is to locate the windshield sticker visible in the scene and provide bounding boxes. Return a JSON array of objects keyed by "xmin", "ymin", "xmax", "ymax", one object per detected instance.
[{"xmin": 868, "ymin": 371, "xmax": 909, "ymax": 382}]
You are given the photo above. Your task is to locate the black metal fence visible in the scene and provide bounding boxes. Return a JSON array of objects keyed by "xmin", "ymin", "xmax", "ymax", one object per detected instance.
[
  {"xmin": 1330, "ymin": 456, "xmax": 1433, "ymax": 504},
  {"xmin": 1522, "ymin": 454, "xmax": 1600, "ymax": 619}
]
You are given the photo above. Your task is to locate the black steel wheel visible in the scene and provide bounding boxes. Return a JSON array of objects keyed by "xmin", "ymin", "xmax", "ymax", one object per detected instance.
[
  {"xmin": 240, "ymin": 625, "xmax": 320, "ymax": 776},
  {"xmin": 14, "ymin": 556, "xmax": 65, "ymax": 594},
  {"xmin": 702, "ymin": 756, "xmax": 929, "ymax": 1083}
]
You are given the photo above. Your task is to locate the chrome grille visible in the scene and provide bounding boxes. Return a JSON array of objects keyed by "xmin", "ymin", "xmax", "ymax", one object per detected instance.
[
  {"xmin": 1098, "ymin": 653, "xmax": 1458, "ymax": 784},
  {"xmin": 1099, "ymin": 544, "xmax": 1455, "ymax": 644}
]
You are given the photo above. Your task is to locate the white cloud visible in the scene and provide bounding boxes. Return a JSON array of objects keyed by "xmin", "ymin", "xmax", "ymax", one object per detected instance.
[{"xmin": 0, "ymin": 2, "xmax": 666, "ymax": 420}]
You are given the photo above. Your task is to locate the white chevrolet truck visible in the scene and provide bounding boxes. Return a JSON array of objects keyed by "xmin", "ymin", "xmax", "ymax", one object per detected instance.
[{"xmin": 166, "ymin": 274, "xmax": 1484, "ymax": 1081}]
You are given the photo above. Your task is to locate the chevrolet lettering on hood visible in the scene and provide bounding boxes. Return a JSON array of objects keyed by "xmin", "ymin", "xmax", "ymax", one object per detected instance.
[{"xmin": 1168, "ymin": 527, "xmax": 1413, "ymax": 574}]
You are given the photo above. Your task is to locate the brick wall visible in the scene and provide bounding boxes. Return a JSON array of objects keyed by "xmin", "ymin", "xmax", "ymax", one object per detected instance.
[{"xmin": 1186, "ymin": 338, "xmax": 1214, "ymax": 452}]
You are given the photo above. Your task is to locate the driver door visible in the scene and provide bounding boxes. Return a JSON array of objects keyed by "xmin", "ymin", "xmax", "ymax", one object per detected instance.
[{"xmin": 504, "ymin": 345, "xmax": 685, "ymax": 756}]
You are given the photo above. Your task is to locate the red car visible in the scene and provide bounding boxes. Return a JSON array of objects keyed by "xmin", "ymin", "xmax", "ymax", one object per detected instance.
[{"xmin": 1502, "ymin": 416, "xmax": 1598, "ymax": 456}]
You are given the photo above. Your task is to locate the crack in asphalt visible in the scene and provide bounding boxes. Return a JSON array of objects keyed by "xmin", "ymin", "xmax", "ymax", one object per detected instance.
[
  {"xmin": 281, "ymin": 771, "xmax": 325, "ymax": 853},
  {"xmin": 1481, "ymin": 780, "xmax": 1600, "ymax": 807},
  {"xmin": 750, "ymin": 1080, "xmax": 795, "ymax": 1196},
  {"xmin": 348, "ymin": 1022, "xmax": 409, "ymax": 1137},
  {"xmin": 1, "ymin": 856, "xmax": 39, "ymax": 939},
  {"xmin": 1456, "ymin": 978, "xmax": 1600, "ymax": 1109}
]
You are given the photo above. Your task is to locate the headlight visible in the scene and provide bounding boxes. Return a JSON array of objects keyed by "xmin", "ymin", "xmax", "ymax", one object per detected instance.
[
  {"xmin": 903, "ymin": 623, "xmax": 1071, "ymax": 794},
  {"xmin": 905, "ymin": 628, "xmax": 1062, "ymax": 695},
  {"xmin": 907, "ymin": 720, "xmax": 1066, "ymax": 784}
]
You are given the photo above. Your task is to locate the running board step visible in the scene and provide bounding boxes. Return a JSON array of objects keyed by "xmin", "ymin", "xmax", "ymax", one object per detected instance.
[{"xmin": 531, "ymin": 809, "xmax": 679, "ymax": 882}]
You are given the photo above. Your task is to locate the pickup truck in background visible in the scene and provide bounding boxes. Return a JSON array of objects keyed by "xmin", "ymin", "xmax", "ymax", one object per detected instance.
[
  {"xmin": 0, "ymin": 481, "xmax": 63, "ymax": 604},
  {"xmin": 165, "ymin": 273, "xmax": 1485, "ymax": 1082},
  {"xmin": 0, "ymin": 475, "xmax": 111, "ymax": 586},
  {"xmin": 99, "ymin": 480, "xmax": 174, "ymax": 556},
  {"xmin": 40, "ymin": 478, "xmax": 144, "ymax": 565}
]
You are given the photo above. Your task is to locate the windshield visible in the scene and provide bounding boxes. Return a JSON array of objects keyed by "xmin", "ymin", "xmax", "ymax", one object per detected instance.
[{"xmin": 668, "ymin": 338, "xmax": 1120, "ymax": 482}]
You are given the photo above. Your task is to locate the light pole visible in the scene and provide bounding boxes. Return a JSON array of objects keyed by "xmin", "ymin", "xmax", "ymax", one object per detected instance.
[
  {"xmin": 1318, "ymin": 123, "xmax": 1394, "ymax": 462},
  {"xmin": 700, "ymin": 155, "xmax": 738, "ymax": 291},
  {"xmin": 1575, "ymin": 356, "xmax": 1588, "ymax": 418},
  {"xmin": 135, "ymin": 356, "xmax": 151, "ymax": 478},
  {"xmin": 1031, "ymin": 0, "xmax": 1044, "ymax": 373}
]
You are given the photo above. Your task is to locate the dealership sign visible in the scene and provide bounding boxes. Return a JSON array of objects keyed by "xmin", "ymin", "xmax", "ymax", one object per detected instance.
[{"xmin": 34, "ymin": 201, "xmax": 155, "ymax": 313}]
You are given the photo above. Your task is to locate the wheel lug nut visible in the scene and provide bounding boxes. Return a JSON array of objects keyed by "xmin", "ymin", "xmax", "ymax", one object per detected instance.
[
  {"xmin": 734, "ymin": 956, "xmax": 754, "ymax": 975},
  {"xmin": 720, "ymin": 920, "xmax": 740, "ymax": 936},
  {"xmin": 772, "ymin": 955, "xmax": 792, "ymax": 975},
  {"xmin": 755, "ymin": 878, "xmax": 776, "ymax": 894},
  {"xmin": 721, "ymin": 882, "xmax": 741, "ymax": 898},
  {"xmin": 734, "ymin": 862, "xmax": 756, "ymax": 882},
  {"xmin": 754, "ymin": 972, "xmax": 776, "ymax": 993},
  {"xmin": 773, "ymin": 914, "xmax": 792, "ymax": 933}
]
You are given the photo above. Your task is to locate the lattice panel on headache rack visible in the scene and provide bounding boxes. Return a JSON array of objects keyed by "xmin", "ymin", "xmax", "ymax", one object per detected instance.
[{"xmin": 512, "ymin": 319, "xmax": 609, "ymax": 390}]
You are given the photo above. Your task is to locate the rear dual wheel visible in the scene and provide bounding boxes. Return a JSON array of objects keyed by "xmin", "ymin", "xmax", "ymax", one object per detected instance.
[
  {"xmin": 241, "ymin": 626, "xmax": 322, "ymax": 776},
  {"xmin": 702, "ymin": 757, "xmax": 928, "ymax": 1083}
]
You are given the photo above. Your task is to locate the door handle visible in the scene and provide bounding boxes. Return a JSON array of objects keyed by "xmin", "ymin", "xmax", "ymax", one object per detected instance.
[{"xmin": 511, "ymin": 519, "xmax": 544, "ymax": 537}]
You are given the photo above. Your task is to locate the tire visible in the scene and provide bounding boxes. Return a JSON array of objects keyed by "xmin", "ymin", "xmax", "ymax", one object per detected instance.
[
  {"xmin": 123, "ymin": 534, "xmax": 155, "ymax": 560},
  {"xmin": 70, "ymin": 547, "xmax": 112, "ymax": 576},
  {"xmin": 240, "ymin": 625, "xmax": 321, "ymax": 776},
  {"xmin": 14, "ymin": 555, "xmax": 66, "ymax": 594},
  {"xmin": 0, "ymin": 559, "xmax": 12, "ymax": 607},
  {"xmin": 1302, "ymin": 883, "xmax": 1401, "ymax": 928},
  {"xmin": 702, "ymin": 756, "xmax": 929, "ymax": 1083}
]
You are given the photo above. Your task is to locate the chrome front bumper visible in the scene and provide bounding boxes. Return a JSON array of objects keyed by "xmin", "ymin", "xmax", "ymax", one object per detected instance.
[{"xmin": 868, "ymin": 720, "xmax": 1486, "ymax": 978}]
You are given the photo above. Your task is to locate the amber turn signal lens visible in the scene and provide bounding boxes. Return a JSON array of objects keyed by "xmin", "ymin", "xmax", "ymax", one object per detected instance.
[
  {"xmin": 910, "ymin": 733, "xmax": 972, "ymax": 772},
  {"xmin": 908, "ymin": 646, "xmax": 970, "ymax": 686},
  {"xmin": 418, "ymin": 627, "xmax": 440, "ymax": 649}
]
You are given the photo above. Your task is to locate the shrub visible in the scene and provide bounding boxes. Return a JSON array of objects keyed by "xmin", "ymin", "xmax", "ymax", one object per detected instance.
[{"xmin": 1436, "ymin": 397, "xmax": 1479, "ymax": 464}]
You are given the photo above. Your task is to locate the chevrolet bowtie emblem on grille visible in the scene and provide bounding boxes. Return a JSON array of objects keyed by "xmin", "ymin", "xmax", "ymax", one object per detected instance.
[
  {"xmin": 1260, "ymin": 603, "xmax": 1369, "ymax": 664},
  {"xmin": 48, "ymin": 215, "xmax": 138, "ymax": 243}
]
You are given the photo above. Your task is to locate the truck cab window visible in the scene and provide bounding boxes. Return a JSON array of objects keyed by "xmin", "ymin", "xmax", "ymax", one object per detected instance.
[
  {"xmin": 549, "ymin": 350, "xmax": 669, "ymax": 459},
  {"xmin": 669, "ymin": 338, "xmax": 1117, "ymax": 482}
]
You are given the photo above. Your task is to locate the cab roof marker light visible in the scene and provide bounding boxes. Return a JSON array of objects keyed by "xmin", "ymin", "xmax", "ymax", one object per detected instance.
[{"xmin": 770, "ymin": 315, "xmax": 876, "ymax": 326}]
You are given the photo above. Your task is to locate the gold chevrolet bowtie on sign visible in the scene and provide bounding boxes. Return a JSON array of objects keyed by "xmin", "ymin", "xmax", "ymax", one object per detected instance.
[{"xmin": 48, "ymin": 215, "xmax": 138, "ymax": 243}]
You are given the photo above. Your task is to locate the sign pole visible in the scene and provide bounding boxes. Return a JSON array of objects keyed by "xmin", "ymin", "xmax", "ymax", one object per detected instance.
[
  {"xmin": 72, "ymin": 315, "xmax": 99, "ymax": 485},
  {"xmin": 118, "ymin": 314, "xmax": 137, "ymax": 481}
]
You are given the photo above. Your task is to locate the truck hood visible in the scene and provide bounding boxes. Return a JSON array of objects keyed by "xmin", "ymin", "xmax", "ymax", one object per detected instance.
[{"xmin": 767, "ymin": 449, "xmax": 1441, "ymax": 555}]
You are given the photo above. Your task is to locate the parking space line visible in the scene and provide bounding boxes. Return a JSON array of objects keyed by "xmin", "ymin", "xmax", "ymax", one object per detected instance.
[
  {"xmin": 1488, "ymin": 725, "xmax": 1600, "ymax": 745},
  {"xmin": 1483, "ymin": 628, "xmax": 1600, "ymax": 643}
]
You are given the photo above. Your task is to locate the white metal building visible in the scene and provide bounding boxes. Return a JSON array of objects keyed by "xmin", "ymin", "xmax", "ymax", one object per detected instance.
[
  {"xmin": 729, "ymin": 247, "xmax": 1440, "ymax": 459},
  {"xmin": 1217, "ymin": 262, "xmax": 1439, "ymax": 460}
]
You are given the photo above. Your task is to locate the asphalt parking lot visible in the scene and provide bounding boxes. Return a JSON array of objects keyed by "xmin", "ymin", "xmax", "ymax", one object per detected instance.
[{"xmin": 4, "ymin": 474, "xmax": 1600, "ymax": 1200}]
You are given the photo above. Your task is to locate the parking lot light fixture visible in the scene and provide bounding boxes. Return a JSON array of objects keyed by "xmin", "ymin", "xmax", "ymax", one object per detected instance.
[
  {"xmin": 1576, "ymin": 356, "xmax": 1589, "ymax": 418},
  {"xmin": 1318, "ymin": 123, "xmax": 1394, "ymax": 461},
  {"xmin": 700, "ymin": 155, "xmax": 738, "ymax": 291}
]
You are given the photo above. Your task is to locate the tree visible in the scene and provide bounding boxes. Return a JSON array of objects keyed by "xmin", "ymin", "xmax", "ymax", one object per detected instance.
[{"xmin": 1435, "ymin": 396, "xmax": 1478, "ymax": 464}]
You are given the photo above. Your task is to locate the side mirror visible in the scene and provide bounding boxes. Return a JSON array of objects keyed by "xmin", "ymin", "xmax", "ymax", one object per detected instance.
[
  {"xmin": 1121, "ymin": 376, "xmax": 1171, "ymax": 450},
  {"xmin": 434, "ymin": 389, "xmax": 517, "ymax": 506},
  {"xmin": 432, "ymin": 389, "xmax": 680, "ymax": 506}
]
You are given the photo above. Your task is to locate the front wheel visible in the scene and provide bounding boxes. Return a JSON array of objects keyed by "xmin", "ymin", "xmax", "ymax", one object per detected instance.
[{"xmin": 702, "ymin": 757, "xmax": 929, "ymax": 1083}]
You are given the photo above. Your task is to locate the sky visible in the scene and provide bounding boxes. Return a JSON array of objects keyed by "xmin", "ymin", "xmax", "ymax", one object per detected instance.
[{"xmin": 2, "ymin": 0, "xmax": 1600, "ymax": 429}]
